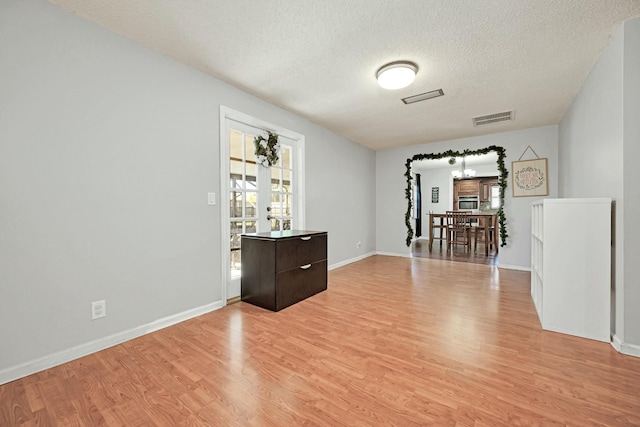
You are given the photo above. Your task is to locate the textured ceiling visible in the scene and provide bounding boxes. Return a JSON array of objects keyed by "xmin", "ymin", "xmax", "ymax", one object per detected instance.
[{"xmin": 47, "ymin": 0, "xmax": 640, "ymax": 150}]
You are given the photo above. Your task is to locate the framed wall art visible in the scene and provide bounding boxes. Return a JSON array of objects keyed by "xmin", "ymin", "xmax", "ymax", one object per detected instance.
[{"xmin": 512, "ymin": 157, "xmax": 548, "ymax": 197}]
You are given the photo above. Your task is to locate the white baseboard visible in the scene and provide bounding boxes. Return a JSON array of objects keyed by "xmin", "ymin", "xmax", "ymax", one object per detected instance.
[
  {"xmin": 612, "ymin": 334, "xmax": 640, "ymax": 358},
  {"xmin": 0, "ymin": 300, "xmax": 225, "ymax": 385},
  {"xmin": 329, "ymin": 252, "xmax": 376, "ymax": 271},
  {"xmin": 376, "ymin": 251, "xmax": 412, "ymax": 258},
  {"xmin": 612, "ymin": 334, "xmax": 623, "ymax": 352},
  {"xmin": 497, "ymin": 263, "xmax": 531, "ymax": 272}
]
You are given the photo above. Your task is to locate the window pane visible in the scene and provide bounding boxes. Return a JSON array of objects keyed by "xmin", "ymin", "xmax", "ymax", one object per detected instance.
[
  {"xmin": 245, "ymin": 135, "xmax": 256, "ymax": 163},
  {"xmin": 229, "ymin": 130, "xmax": 244, "ymax": 190},
  {"xmin": 283, "ymin": 193, "xmax": 291, "ymax": 216},
  {"xmin": 271, "ymin": 219, "xmax": 281, "ymax": 231},
  {"xmin": 245, "ymin": 221, "xmax": 257, "ymax": 234},
  {"xmin": 245, "ymin": 192, "xmax": 257, "ymax": 219},
  {"xmin": 229, "ymin": 163, "xmax": 243, "ymax": 189},
  {"xmin": 271, "ymin": 167, "xmax": 281, "ymax": 192},
  {"xmin": 283, "ymin": 219, "xmax": 291, "ymax": 230},
  {"xmin": 283, "ymin": 169, "xmax": 291, "ymax": 193},
  {"xmin": 230, "ymin": 222, "xmax": 243, "ymax": 250},
  {"xmin": 246, "ymin": 162, "xmax": 257, "ymax": 190},
  {"xmin": 491, "ymin": 186, "xmax": 500, "ymax": 209},
  {"xmin": 230, "ymin": 249, "xmax": 241, "ymax": 279},
  {"xmin": 271, "ymin": 193, "xmax": 281, "ymax": 216},
  {"xmin": 281, "ymin": 146, "xmax": 292, "ymax": 169},
  {"xmin": 229, "ymin": 130, "xmax": 243, "ymax": 159},
  {"xmin": 230, "ymin": 191, "xmax": 243, "ymax": 218}
]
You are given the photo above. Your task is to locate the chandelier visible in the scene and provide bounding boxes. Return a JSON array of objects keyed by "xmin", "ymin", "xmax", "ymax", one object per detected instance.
[{"xmin": 451, "ymin": 157, "xmax": 476, "ymax": 178}]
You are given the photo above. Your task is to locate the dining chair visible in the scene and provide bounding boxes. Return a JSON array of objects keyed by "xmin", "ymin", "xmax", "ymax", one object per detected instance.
[
  {"xmin": 428, "ymin": 213, "xmax": 447, "ymax": 251},
  {"xmin": 446, "ymin": 210, "xmax": 472, "ymax": 252},
  {"xmin": 473, "ymin": 216, "xmax": 496, "ymax": 253}
]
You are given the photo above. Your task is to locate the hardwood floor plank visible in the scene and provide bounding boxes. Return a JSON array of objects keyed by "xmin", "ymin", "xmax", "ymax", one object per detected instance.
[{"xmin": 2, "ymin": 255, "xmax": 640, "ymax": 426}]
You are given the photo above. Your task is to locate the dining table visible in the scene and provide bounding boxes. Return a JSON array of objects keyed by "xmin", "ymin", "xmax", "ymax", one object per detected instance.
[{"xmin": 428, "ymin": 212, "xmax": 498, "ymax": 256}]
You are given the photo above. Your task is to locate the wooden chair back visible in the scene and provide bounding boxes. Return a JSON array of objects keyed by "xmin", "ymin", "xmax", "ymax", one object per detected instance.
[
  {"xmin": 446, "ymin": 210, "xmax": 470, "ymax": 228},
  {"xmin": 446, "ymin": 210, "xmax": 472, "ymax": 251}
]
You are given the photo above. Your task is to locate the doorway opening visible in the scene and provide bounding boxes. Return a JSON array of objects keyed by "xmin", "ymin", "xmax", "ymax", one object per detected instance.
[{"xmin": 405, "ymin": 146, "xmax": 508, "ymax": 264}]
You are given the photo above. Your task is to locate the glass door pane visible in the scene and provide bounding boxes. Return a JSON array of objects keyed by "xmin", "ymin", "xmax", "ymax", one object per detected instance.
[
  {"xmin": 269, "ymin": 144, "xmax": 293, "ymax": 232},
  {"xmin": 224, "ymin": 116, "xmax": 300, "ymax": 301},
  {"xmin": 228, "ymin": 128, "xmax": 262, "ymax": 280}
]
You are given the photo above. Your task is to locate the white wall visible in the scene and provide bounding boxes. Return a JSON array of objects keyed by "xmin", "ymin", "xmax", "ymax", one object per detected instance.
[
  {"xmin": 558, "ymin": 22, "xmax": 624, "ymax": 341},
  {"xmin": 622, "ymin": 17, "xmax": 640, "ymax": 348},
  {"xmin": 0, "ymin": 0, "xmax": 376, "ymax": 382},
  {"xmin": 304, "ymin": 124, "xmax": 376, "ymax": 264},
  {"xmin": 413, "ymin": 167, "xmax": 454, "ymax": 234},
  {"xmin": 414, "ymin": 163, "xmax": 499, "ymax": 238},
  {"xmin": 558, "ymin": 27, "xmax": 624, "ymax": 197},
  {"xmin": 376, "ymin": 126, "xmax": 559, "ymax": 269},
  {"xmin": 558, "ymin": 17, "xmax": 640, "ymax": 351}
]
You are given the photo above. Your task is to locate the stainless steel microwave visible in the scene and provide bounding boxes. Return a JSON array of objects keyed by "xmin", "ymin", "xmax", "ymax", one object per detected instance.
[{"xmin": 458, "ymin": 195, "xmax": 479, "ymax": 211}]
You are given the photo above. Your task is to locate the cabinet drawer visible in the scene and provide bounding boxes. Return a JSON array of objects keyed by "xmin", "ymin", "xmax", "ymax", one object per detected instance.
[
  {"xmin": 276, "ymin": 261, "xmax": 327, "ymax": 311},
  {"xmin": 275, "ymin": 234, "xmax": 327, "ymax": 272}
]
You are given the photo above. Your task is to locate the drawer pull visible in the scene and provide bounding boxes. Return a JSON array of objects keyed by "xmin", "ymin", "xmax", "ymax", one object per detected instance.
[
  {"xmin": 300, "ymin": 236, "xmax": 312, "ymax": 241},
  {"xmin": 300, "ymin": 264, "xmax": 312, "ymax": 270}
]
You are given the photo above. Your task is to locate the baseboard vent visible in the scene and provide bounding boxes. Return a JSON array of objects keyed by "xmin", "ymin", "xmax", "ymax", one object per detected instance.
[{"xmin": 472, "ymin": 110, "xmax": 513, "ymax": 126}]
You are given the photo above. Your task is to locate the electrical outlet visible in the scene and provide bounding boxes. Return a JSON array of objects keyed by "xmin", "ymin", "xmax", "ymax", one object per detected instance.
[
  {"xmin": 91, "ymin": 300, "xmax": 106, "ymax": 320},
  {"xmin": 356, "ymin": 240, "xmax": 362, "ymax": 248}
]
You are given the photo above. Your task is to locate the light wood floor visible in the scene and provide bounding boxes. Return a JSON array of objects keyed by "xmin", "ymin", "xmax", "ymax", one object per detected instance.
[
  {"xmin": 2, "ymin": 256, "xmax": 640, "ymax": 426},
  {"xmin": 412, "ymin": 239, "xmax": 499, "ymax": 266}
]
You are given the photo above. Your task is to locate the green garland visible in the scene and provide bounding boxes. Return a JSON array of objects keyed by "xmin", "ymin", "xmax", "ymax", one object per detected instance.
[{"xmin": 404, "ymin": 145, "xmax": 509, "ymax": 247}]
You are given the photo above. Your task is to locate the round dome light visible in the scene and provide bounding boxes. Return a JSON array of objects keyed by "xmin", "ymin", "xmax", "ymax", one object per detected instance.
[{"xmin": 376, "ymin": 61, "xmax": 418, "ymax": 90}]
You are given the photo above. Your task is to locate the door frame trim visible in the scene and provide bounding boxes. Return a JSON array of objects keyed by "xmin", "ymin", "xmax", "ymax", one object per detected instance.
[{"xmin": 219, "ymin": 106, "xmax": 306, "ymax": 304}]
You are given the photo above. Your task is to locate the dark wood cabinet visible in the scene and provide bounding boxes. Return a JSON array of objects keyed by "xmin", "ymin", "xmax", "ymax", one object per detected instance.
[{"xmin": 241, "ymin": 230, "xmax": 327, "ymax": 311}]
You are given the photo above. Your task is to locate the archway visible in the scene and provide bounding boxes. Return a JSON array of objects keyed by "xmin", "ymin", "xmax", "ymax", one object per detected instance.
[{"xmin": 404, "ymin": 145, "xmax": 509, "ymax": 247}]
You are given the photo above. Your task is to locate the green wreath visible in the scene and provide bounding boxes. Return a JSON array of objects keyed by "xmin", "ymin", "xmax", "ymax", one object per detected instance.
[{"xmin": 254, "ymin": 131, "xmax": 281, "ymax": 167}]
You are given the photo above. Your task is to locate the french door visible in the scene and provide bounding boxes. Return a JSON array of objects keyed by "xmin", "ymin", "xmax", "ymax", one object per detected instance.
[{"xmin": 221, "ymin": 109, "xmax": 304, "ymax": 301}]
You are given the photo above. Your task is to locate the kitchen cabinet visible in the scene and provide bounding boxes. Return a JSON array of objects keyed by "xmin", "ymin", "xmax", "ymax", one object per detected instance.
[
  {"xmin": 454, "ymin": 179, "xmax": 480, "ymax": 210},
  {"xmin": 480, "ymin": 178, "xmax": 498, "ymax": 202},
  {"xmin": 241, "ymin": 230, "xmax": 327, "ymax": 311},
  {"xmin": 531, "ymin": 198, "xmax": 611, "ymax": 342},
  {"xmin": 456, "ymin": 179, "xmax": 479, "ymax": 196}
]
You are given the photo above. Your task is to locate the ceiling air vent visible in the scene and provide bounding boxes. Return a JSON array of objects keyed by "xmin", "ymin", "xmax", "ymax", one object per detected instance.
[
  {"xmin": 402, "ymin": 89, "xmax": 444, "ymax": 105},
  {"xmin": 472, "ymin": 110, "xmax": 514, "ymax": 126}
]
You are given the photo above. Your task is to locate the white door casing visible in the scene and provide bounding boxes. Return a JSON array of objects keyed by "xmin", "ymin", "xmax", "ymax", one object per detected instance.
[{"xmin": 219, "ymin": 107, "xmax": 305, "ymax": 303}]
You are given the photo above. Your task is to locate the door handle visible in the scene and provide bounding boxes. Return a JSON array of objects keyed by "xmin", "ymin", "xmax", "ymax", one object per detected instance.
[
  {"xmin": 300, "ymin": 264, "xmax": 312, "ymax": 270},
  {"xmin": 300, "ymin": 236, "xmax": 311, "ymax": 241},
  {"xmin": 267, "ymin": 215, "xmax": 272, "ymax": 220}
]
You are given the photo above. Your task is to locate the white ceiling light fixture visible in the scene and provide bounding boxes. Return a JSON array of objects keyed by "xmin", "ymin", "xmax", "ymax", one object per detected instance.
[
  {"xmin": 376, "ymin": 61, "xmax": 418, "ymax": 90},
  {"xmin": 451, "ymin": 157, "xmax": 476, "ymax": 178}
]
